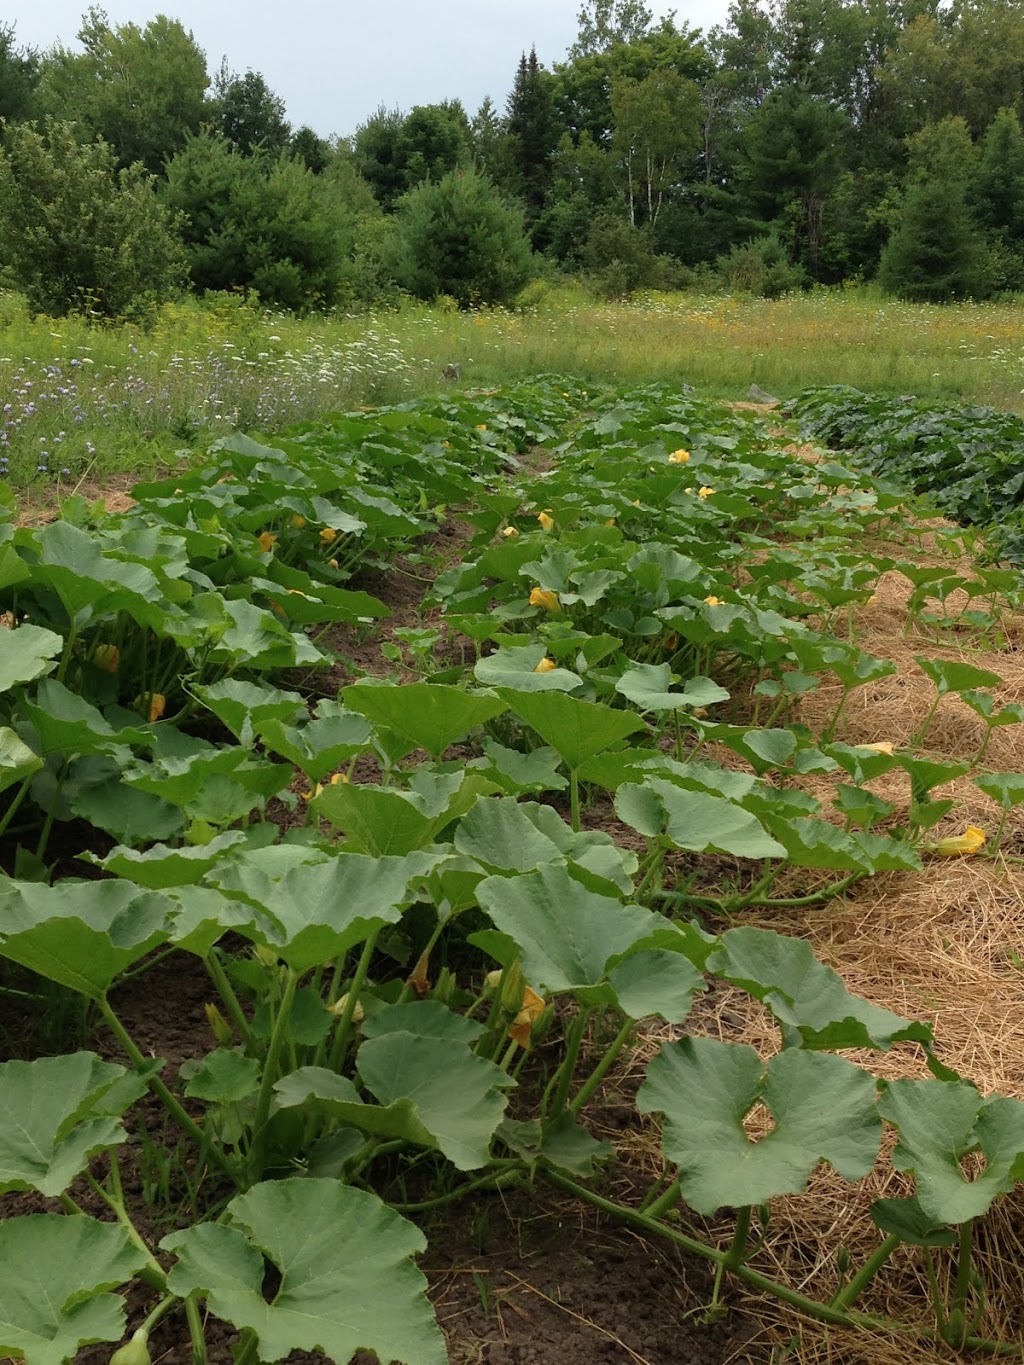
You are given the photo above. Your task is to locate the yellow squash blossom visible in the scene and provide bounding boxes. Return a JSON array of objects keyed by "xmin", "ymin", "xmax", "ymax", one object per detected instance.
[
  {"xmin": 631, "ymin": 499, "xmax": 641, "ymax": 507},
  {"xmin": 605, "ymin": 518, "xmax": 616, "ymax": 527},
  {"xmin": 698, "ymin": 486, "xmax": 715, "ymax": 499},
  {"xmin": 503, "ymin": 526, "xmax": 519, "ymax": 537},
  {"xmin": 291, "ymin": 514, "xmax": 306, "ymax": 529},
  {"xmin": 475, "ymin": 424, "xmax": 488, "ymax": 431},
  {"xmin": 537, "ymin": 510, "xmax": 555, "ymax": 531},
  {"xmin": 534, "ymin": 656, "xmax": 557, "ymax": 673},
  {"xmin": 926, "ymin": 825, "xmax": 987, "ymax": 857},
  {"xmin": 508, "ymin": 985, "xmax": 546, "ymax": 1049},
  {"xmin": 257, "ymin": 530, "xmax": 277, "ymax": 553},
  {"xmin": 94, "ymin": 643, "xmax": 120, "ymax": 673},
  {"xmin": 704, "ymin": 595, "xmax": 723, "ymax": 606},
  {"xmin": 860, "ymin": 741, "xmax": 895, "ymax": 755},
  {"xmin": 529, "ymin": 587, "xmax": 560, "ymax": 612},
  {"xmin": 144, "ymin": 693, "xmax": 166, "ymax": 723},
  {"xmin": 204, "ymin": 1002, "xmax": 233, "ymax": 1046},
  {"xmin": 328, "ymin": 558, "xmax": 339, "ymax": 569},
  {"xmin": 301, "ymin": 771, "xmax": 349, "ymax": 801},
  {"xmin": 320, "ymin": 527, "xmax": 337, "ymax": 543},
  {"xmin": 668, "ymin": 448, "xmax": 690, "ymax": 464}
]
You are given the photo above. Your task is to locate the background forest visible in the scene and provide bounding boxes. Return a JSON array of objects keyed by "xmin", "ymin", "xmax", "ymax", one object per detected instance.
[{"xmin": 2, "ymin": 0, "xmax": 1024, "ymax": 320}]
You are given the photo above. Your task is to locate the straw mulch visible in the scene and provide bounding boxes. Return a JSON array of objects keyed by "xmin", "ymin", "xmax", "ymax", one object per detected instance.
[{"xmin": 621, "ymin": 526, "xmax": 1024, "ymax": 1362}]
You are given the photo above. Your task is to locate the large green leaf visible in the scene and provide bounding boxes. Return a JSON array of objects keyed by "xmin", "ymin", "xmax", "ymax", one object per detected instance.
[
  {"xmin": 608, "ymin": 950, "xmax": 706, "ymax": 1023},
  {"xmin": 615, "ymin": 663, "xmax": 729, "ymax": 712},
  {"xmin": 476, "ymin": 864, "xmax": 660, "ymax": 995},
  {"xmin": 0, "ymin": 727, "xmax": 42, "ymax": 796},
  {"xmin": 162, "ymin": 1179, "xmax": 445, "ymax": 1365},
  {"xmin": 0, "ymin": 624, "xmax": 63, "ymax": 693},
  {"xmin": 474, "ymin": 643, "xmax": 582, "ymax": 692},
  {"xmin": 498, "ymin": 690, "xmax": 648, "ymax": 769},
  {"xmin": 342, "ymin": 681, "xmax": 507, "ymax": 759},
  {"xmin": 615, "ymin": 777, "xmax": 785, "ymax": 859},
  {"xmin": 0, "ymin": 1215, "xmax": 147, "ymax": 1365},
  {"xmin": 915, "ymin": 657, "xmax": 1003, "ymax": 697},
  {"xmin": 878, "ymin": 1078, "xmax": 1024, "ymax": 1224},
  {"xmin": 0, "ymin": 1053, "xmax": 145, "ymax": 1196},
  {"xmin": 315, "ymin": 771, "xmax": 493, "ymax": 856},
  {"xmin": 257, "ymin": 706, "xmax": 374, "ymax": 783},
  {"xmin": 637, "ymin": 1039, "xmax": 881, "ymax": 1214},
  {"xmin": 20, "ymin": 681, "xmax": 149, "ymax": 758},
  {"xmin": 191, "ymin": 680, "xmax": 305, "ymax": 743},
  {"xmin": 29, "ymin": 521, "xmax": 181, "ymax": 631},
  {"xmin": 707, "ymin": 926, "xmax": 932, "ymax": 1050},
  {"xmin": 0, "ymin": 880, "xmax": 171, "ymax": 998},
  {"xmin": 209, "ymin": 852, "xmax": 433, "ymax": 973}
]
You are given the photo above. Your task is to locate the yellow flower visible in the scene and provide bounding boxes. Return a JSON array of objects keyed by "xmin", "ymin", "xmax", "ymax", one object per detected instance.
[
  {"xmin": 529, "ymin": 587, "xmax": 560, "ymax": 612},
  {"xmin": 685, "ymin": 487, "xmax": 693, "ymax": 494},
  {"xmin": 605, "ymin": 518, "xmax": 616, "ymax": 527},
  {"xmin": 328, "ymin": 558, "xmax": 339, "ymax": 569},
  {"xmin": 94, "ymin": 643, "xmax": 120, "ymax": 673},
  {"xmin": 534, "ymin": 656, "xmax": 557, "ymax": 673},
  {"xmin": 926, "ymin": 825, "xmax": 987, "ymax": 857},
  {"xmin": 145, "ymin": 693, "xmax": 166, "ymax": 723},
  {"xmin": 503, "ymin": 526, "xmax": 519, "ymax": 537},
  {"xmin": 866, "ymin": 593, "xmax": 878, "ymax": 605},
  {"xmin": 320, "ymin": 527, "xmax": 337, "ymax": 543},
  {"xmin": 475, "ymin": 424, "xmax": 488, "ymax": 431},
  {"xmin": 698, "ymin": 486, "xmax": 715, "ymax": 499},
  {"xmin": 508, "ymin": 985, "xmax": 546, "ymax": 1049},
  {"xmin": 204, "ymin": 1002, "xmax": 232, "ymax": 1046},
  {"xmin": 704, "ymin": 595, "xmax": 723, "ymax": 606},
  {"xmin": 631, "ymin": 498, "xmax": 641, "ymax": 507},
  {"xmin": 537, "ymin": 510, "xmax": 555, "ymax": 531},
  {"xmin": 860, "ymin": 741, "xmax": 895, "ymax": 755},
  {"xmin": 668, "ymin": 448, "xmax": 690, "ymax": 464},
  {"xmin": 326, "ymin": 991, "xmax": 364, "ymax": 1023},
  {"xmin": 301, "ymin": 771, "xmax": 349, "ymax": 801},
  {"xmin": 257, "ymin": 530, "xmax": 277, "ymax": 553}
]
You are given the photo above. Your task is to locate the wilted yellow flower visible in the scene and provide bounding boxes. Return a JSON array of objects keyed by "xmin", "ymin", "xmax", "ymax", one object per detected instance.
[
  {"xmin": 860, "ymin": 741, "xmax": 895, "ymax": 755},
  {"xmin": 328, "ymin": 558, "xmax": 339, "ymax": 569},
  {"xmin": 529, "ymin": 587, "xmax": 560, "ymax": 612},
  {"xmin": 534, "ymin": 656, "xmax": 557, "ymax": 673},
  {"xmin": 257, "ymin": 530, "xmax": 277, "ymax": 553},
  {"xmin": 320, "ymin": 527, "xmax": 337, "ymax": 543},
  {"xmin": 668, "ymin": 448, "xmax": 690, "ymax": 464},
  {"xmin": 704, "ymin": 595, "xmax": 723, "ymax": 606},
  {"xmin": 94, "ymin": 643, "xmax": 120, "ymax": 673},
  {"xmin": 204, "ymin": 1002, "xmax": 232, "ymax": 1046},
  {"xmin": 326, "ymin": 992, "xmax": 364, "ymax": 1023},
  {"xmin": 503, "ymin": 526, "xmax": 519, "ymax": 537},
  {"xmin": 301, "ymin": 771, "xmax": 349, "ymax": 801},
  {"xmin": 698, "ymin": 486, "xmax": 715, "ymax": 499},
  {"xmin": 508, "ymin": 985, "xmax": 546, "ymax": 1049},
  {"xmin": 291, "ymin": 514, "xmax": 306, "ymax": 529},
  {"xmin": 145, "ymin": 693, "xmax": 166, "ymax": 723},
  {"xmin": 866, "ymin": 594, "xmax": 878, "ymax": 605},
  {"xmin": 537, "ymin": 510, "xmax": 555, "ymax": 531},
  {"xmin": 926, "ymin": 825, "xmax": 987, "ymax": 857}
]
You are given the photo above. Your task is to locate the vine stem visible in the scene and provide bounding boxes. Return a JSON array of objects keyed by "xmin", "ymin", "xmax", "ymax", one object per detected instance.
[
  {"xmin": 544, "ymin": 1007, "xmax": 591, "ymax": 1120},
  {"xmin": 539, "ymin": 1171, "xmax": 1021, "ymax": 1355},
  {"xmin": 204, "ymin": 948, "xmax": 254, "ymax": 1049},
  {"xmin": 831, "ymin": 1233, "xmax": 901, "ymax": 1310},
  {"xmin": 248, "ymin": 966, "xmax": 299, "ymax": 1182},
  {"xmin": 568, "ymin": 1016, "xmax": 635, "ymax": 1116},
  {"xmin": 98, "ymin": 996, "xmax": 236, "ymax": 1180},
  {"xmin": 327, "ymin": 928, "xmax": 381, "ymax": 1073}
]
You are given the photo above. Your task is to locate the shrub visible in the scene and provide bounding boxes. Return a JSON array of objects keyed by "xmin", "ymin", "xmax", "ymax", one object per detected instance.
[
  {"xmin": 716, "ymin": 235, "xmax": 806, "ymax": 298},
  {"xmin": 0, "ymin": 120, "xmax": 186, "ymax": 320}
]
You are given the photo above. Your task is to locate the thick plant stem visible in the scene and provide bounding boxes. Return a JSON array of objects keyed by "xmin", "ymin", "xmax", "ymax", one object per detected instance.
[
  {"xmin": 545, "ymin": 1008, "xmax": 591, "ymax": 1120},
  {"xmin": 327, "ymin": 928, "xmax": 380, "ymax": 1073},
  {"xmin": 98, "ymin": 996, "xmax": 235, "ymax": 1180},
  {"xmin": 204, "ymin": 948, "xmax": 254, "ymax": 1049},
  {"xmin": 184, "ymin": 1292, "xmax": 207, "ymax": 1365},
  {"xmin": 249, "ymin": 966, "xmax": 298, "ymax": 1182},
  {"xmin": 569, "ymin": 1016, "xmax": 635, "ymax": 1116},
  {"xmin": 831, "ymin": 1234, "xmax": 901, "ymax": 1311},
  {"xmin": 569, "ymin": 768, "xmax": 581, "ymax": 833}
]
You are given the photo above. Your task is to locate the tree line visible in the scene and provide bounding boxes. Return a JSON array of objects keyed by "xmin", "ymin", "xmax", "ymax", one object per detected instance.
[{"xmin": 2, "ymin": 0, "xmax": 1023, "ymax": 319}]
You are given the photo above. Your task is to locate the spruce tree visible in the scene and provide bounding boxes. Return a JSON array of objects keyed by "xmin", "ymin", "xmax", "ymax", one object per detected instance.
[{"xmin": 505, "ymin": 47, "xmax": 557, "ymax": 230}]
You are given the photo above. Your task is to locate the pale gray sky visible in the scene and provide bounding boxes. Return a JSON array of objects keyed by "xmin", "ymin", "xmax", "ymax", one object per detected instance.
[{"xmin": 7, "ymin": 1, "xmax": 733, "ymax": 140}]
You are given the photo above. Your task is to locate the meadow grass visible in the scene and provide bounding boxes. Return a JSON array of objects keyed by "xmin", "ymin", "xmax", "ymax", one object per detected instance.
[{"xmin": 2, "ymin": 283, "xmax": 1023, "ymax": 491}]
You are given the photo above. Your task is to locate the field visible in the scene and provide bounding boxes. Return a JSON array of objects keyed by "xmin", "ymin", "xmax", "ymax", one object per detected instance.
[{"xmin": 2, "ymin": 294, "xmax": 1024, "ymax": 1365}]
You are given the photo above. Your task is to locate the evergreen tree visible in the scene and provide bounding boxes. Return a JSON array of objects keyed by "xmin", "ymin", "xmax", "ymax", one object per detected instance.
[
  {"xmin": 505, "ymin": 48, "xmax": 558, "ymax": 228},
  {"xmin": 0, "ymin": 23, "xmax": 40, "ymax": 131},
  {"xmin": 212, "ymin": 61, "xmax": 291, "ymax": 155}
]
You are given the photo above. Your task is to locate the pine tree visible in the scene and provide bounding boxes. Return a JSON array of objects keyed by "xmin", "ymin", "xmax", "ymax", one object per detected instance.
[{"xmin": 505, "ymin": 47, "xmax": 557, "ymax": 229}]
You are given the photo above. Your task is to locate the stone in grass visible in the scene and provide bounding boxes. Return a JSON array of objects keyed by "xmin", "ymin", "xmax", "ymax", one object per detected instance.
[{"xmin": 748, "ymin": 383, "xmax": 780, "ymax": 406}]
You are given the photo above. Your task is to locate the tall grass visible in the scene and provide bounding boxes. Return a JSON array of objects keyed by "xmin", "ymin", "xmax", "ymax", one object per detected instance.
[{"xmin": 2, "ymin": 283, "xmax": 1023, "ymax": 491}]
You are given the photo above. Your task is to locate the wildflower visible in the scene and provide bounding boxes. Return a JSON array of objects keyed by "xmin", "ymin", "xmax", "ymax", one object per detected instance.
[
  {"xmin": 925, "ymin": 825, "xmax": 987, "ymax": 857},
  {"xmin": 320, "ymin": 527, "xmax": 337, "ymax": 543},
  {"xmin": 704, "ymin": 595, "xmax": 723, "ymax": 606},
  {"xmin": 668, "ymin": 448, "xmax": 690, "ymax": 464},
  {"xmin": 503, "ymin": 526, "xmax": 519, "ymax": 537},
  {"xmin": 94, "ymin": 643, "xmax": 119, "ymax": 673},
  {"xmin": 529, "ymin": 587, "xmax": 560, "ymax": 612},
  {"xmin": 291, "ymin": 514, "xmax": 306, "ymax": 529},
  {"xmin": 534, "ymin": 656, "xmax": 557, "ymax": 673},
  {"xmin": 698, "ymin": 486, "xmax": 715, "ymax": 499},
  {"xmin": 537, "ymin": 510, "xmax": 555, "ymax": 531},
  {"xmin": 257, "ymin": 530, "xmax": 277, "ymax": 553}
]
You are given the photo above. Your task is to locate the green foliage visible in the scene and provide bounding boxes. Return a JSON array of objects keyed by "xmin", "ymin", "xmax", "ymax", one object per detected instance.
[
  {"xmin": 0, "ymin": 22, "xmax": 40, "ymax": 130},
  {"xmin": 353, "ymin": 101, "xmax": 472, "ymax": 211},
  {"xmin": 36, "ymin": 8, "xmax": 208, "ymax": 174},
  {"xmin": 389, "ymin": 167, "xmax": 534, "ymax": 307},
  {"xmin": 211, "ymin": 60, "xmax": 291, "ymax": 155},
  {"xmin": 717, "ymin": 233, "xmax": 806, "ymax": 297},
  {"xmin": 0, "ymin": 120, "xmax": 186, "ymax": 320},
  {"xmin": 162, "ymin": 134, "xmax": 359, "ymax": 309}
]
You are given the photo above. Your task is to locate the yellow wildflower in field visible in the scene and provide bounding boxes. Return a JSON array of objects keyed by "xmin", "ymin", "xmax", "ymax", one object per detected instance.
[
  {"xmin": 529, "ymin": 587, "xmax": 560, "ymax": 612},
  {"xmin": 534, "ymin": 656, "xmax": 557, "ymax": 673},
  {"xmin": 257, "ymin": 531, "xmax": 277, "ymax": 553},
  {"xmin": 668, "ymin": 448, "xmax": 690, "ymax": 464},
  {"xmin": 503, "ymin": 526, "xmax": 519, "ymax": 537},
  {"xmin": 94, "ymin": 643, "xmax": 119, "ymax": 673},
  {"xmin": 537, "ymin": 510, "xmax": 555, "ymax": 531},
  {"xmin": 698, "ymin": 486, "xmax": 715, "ymax": 499},
  {"xmin": 926, "ymin": 825, "xmax": 987, "ymax": 857},
  {"xmin": 320, "ymin": 527, "xmax": 337, "ymax": 543}
]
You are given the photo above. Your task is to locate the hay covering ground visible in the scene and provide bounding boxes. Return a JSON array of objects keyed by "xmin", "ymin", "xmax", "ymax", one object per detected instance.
[{"xmin": 617, "ymin": 512, "xmax": 1024, "ymax": 1362}]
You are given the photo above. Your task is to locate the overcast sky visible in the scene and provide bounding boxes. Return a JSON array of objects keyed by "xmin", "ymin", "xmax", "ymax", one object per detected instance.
[{"xmin": 8, "ymin": 1, "xmax": 734, "ymax": 141}]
